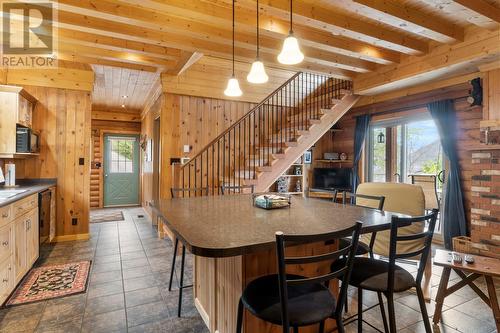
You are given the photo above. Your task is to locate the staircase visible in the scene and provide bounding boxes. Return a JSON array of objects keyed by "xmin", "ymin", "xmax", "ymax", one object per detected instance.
[{"xmin": 176, "ymin": 72, "xmax": 359, "ymax": 195}]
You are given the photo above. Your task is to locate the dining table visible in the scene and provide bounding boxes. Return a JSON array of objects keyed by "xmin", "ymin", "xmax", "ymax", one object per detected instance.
[{"xmin": 152, "ymin": 194, "xmax": 407, "ymax": 333}]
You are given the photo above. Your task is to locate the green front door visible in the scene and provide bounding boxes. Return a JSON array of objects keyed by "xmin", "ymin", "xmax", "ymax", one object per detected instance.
[{"xmin": 104, "ymin": 134, "xmax": 140, "ymax": 207}]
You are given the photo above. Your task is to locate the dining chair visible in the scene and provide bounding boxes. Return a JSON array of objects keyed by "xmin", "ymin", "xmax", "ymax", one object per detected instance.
[
  {"xmin": 168, "ymin": 187, "xmax": 209, "ymax": 317},
  {"xmin": 337, "ymin": 191, "xmax": 385, "ymax": 258},
  {"xmin": 332, "ymin": 209, "xmax": 438, "ymax": 333},
  {"xmin": 220, "ymin": 184, "xmax": 255, "ymax": 195},
  {"xmin": 236, "ymin": 222, "xmax": 362, "ymax": 333}
]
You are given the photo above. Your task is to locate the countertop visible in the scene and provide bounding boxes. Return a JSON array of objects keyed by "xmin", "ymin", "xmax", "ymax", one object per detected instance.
[
  {"xmin": 152, "ymin": 194, "xmax": 408, "ymax": 258},
  {"xmin": 0, "ymin": 179, "xmax": 56, "ymax": 207}
]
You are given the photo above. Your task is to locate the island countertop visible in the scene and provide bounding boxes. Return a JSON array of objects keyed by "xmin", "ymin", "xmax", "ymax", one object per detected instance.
[{"xmin": 152, "ymin": 194, "xmax": 406, "ymax": 258}]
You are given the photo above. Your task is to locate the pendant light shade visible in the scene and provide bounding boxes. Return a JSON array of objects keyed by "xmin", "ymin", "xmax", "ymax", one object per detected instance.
[
  {"xmin": 225, "ymin": 0, "xmax": 243, "ymax": 97},
  {"xmin": 247, "ymin": 0, "xmax": 269, "ymax": 84},
  {"xmin": 225, "ymin": 75, "xmax": 243, "ymax": 96},
  {"xmin": 278, "ymin": 0, "xmax": 304, "ymax": 65},
  {"xmin": 247, "ymin": 60, "xmax": 269, "ymax": 83},
  {"xmin": 278, "ymin": 33, "xmax": 304, "ymax": 65}
]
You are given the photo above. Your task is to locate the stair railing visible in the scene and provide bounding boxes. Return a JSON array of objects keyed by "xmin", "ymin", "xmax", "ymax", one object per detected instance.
[{"xmin": 176, "ymin": 72, "xmax": 352, "ymax": 196}]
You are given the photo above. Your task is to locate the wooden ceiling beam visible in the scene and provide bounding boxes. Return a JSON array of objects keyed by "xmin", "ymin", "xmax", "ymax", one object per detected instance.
[
  {"xmin": 57, "ymin": 42, "xmax": 176, "ymax": 69},
  {"xmin": 55, "ymin": 0, "xmax": 374, "ymax": 73},
  {"xmin": 58, "ymin": 29, "xmax": 183, "ymax": 61},
  {"xmin": 57, "ymin": 53, "xmax": 159, "ymax": 72},
  {"xmin": 453, "ymin": 0, "xmax": 500, "ymax": 23},
  {"xmin": 166, "ymin": 51, "xmax": 204, "ymax": 76},
  {"xmin": 235, "ymin": 0, "xmax": 428, "ymax": 54},
  {"xmin": 353, "ymin": 0, "xmax": 464, "ymax": 42},
  {"xmin": 353, "ymin": 28, "xmax": 500, "ymax": 95},
  {"xmin": 118, "ymin": 0, "xmax": 401, "ymax": 65},
  {"xmin": 55, "ymin": 11, "xmax": 355, "ymax": 78}
]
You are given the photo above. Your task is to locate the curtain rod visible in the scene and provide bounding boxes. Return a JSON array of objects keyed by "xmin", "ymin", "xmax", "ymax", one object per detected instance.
[{"xmin": 353, "ymin": 95, "xmax": 469, "ymax": 119}]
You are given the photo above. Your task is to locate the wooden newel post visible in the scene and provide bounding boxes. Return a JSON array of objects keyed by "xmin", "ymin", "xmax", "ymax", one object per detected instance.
[{"xmin": 172, "ymin": 162, "xmax": 181, "ymax": 197}]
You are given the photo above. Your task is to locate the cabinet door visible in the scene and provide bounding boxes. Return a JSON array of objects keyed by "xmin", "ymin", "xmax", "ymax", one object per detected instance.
[
  {"xmin": 17, "ymin": 96, "xmax": 28, "ymax": 127},
  {"xmin": 14, "ymin": 217, "xmax": 27, "ymax": 283},
  {"xmin": 0, "ymin": 224, "xmax": 12, "ymax": 265},
  {"xmin": 0, "ymin": 258, "xmax": 13, "ymax": 305},
  {"xmin": 26, "ymin": 210, "xmax": 38, "ymax": 267}
]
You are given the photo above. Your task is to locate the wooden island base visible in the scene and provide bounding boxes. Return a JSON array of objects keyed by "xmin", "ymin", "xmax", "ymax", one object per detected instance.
[{"xmin": 193, "ymin": 241, "xmax": 339, "ymax": 333}]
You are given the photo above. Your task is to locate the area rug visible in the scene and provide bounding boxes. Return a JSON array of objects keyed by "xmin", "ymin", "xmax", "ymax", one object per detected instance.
[
  {"xmin": 6, "ymin": 261, "xmax": 91, "ymax": 306},
  {"xmin": 90, "ymin": 210, "xmax": 124, "ymax": 223}
]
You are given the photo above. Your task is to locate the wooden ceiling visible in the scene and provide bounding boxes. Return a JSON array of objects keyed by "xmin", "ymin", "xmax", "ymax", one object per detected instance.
[
  {"xmin": 2, "ymin": 0, "xmax": 499, "ymax": 109},
  {"xmin": 92, "ymin": 65, "xmax": 160, "ymax": 112}
]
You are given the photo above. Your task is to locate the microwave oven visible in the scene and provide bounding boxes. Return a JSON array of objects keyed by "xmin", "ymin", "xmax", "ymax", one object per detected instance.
[{"xmin": 16, "ymin": 126, "xmax": 40, "ymax": 153}]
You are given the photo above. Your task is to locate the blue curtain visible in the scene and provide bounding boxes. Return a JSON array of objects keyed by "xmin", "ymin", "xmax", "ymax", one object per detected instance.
[
  {"xmin": 353, "ymin": 114, "xmax": 371, "ymax": 191},
  {"xmin": 428, "ymin": 100, "xmax": 467, "ymax": 249}
]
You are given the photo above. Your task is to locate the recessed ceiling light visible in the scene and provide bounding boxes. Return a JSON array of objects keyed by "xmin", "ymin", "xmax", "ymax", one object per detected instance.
[
  {"xmin": 122, "ymin": 95, "xmax": 128, "ymax": 99},
  {"xmin": 121, "ymin": 104, "xmax": 125, "ymax": 108}
]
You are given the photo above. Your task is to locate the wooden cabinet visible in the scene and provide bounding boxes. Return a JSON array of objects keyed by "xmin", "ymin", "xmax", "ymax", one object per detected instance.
[
  {"xmin": 17, "ymin": 95, "xmax": 34, "ymax": 128},
  {"xmin": 0, "ymin": 258, "xmax": 13, "ymax": 304},
  {"xmin": 0, "ymin": 85, "xmax": 37, "ymax": 157},
  {"xmin": 0, "ymin": 192, "xmax": 41, "ymax": 304},
  {"xmin": 26, "ymin": 210, "xmax": 38, "ymax": 267},
  {"xmin": 14, "ymin": 217, "xmax": 26, "ymax": 283}
]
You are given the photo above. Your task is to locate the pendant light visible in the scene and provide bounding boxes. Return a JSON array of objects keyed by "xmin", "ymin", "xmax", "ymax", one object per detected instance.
[
  {"xmin": 247, "ymin": 0, "xmax": 269, "ymax": 84},
  {"xmin": 224, "ymin": 0, "xmax": 243, "ymax": 97},
  {"xmin": 278, "ymin": 0, "xmax": 304, "ymax": 65}
]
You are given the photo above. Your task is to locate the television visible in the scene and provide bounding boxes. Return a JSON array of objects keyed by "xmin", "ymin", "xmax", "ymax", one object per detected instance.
[{"xmin": 313, "ymin": 168, "xmax": 353, "ymax": 191}]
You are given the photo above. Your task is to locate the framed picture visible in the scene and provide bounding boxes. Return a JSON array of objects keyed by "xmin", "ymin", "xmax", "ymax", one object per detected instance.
[{"xmin": 304, "ymin": 150, "xmax": 312, "ymax": 164}]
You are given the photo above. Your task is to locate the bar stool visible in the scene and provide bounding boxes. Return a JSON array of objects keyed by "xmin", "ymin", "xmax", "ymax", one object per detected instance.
[
  {"xmin": 220, "ymin": 184, "xmax": 255, "ymax": 195},
  {"xmin": 168, "ymin": 187, "xmax": 209, "ymax": 317},
  {"xmin": 236, "ymin": 222, "xmax": 362, "ymax": 333},
  {"xmin": 332, "ymin": 209, "xmax": 438, "ymax": 333}
]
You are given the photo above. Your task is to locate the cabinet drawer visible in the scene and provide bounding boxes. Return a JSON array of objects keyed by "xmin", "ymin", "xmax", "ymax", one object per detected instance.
[
  {"xmin": 0, "ymin": 257, "xmax": 13, "ymax": 305},
  {"xmin": 0, "ymin": 206, "xmax": 12, "ymax": 228},
  {"xmin": 0, "ymin": 224, "xmax": 12, "ymax": 264},
  {"xmin": 12, "ymin": 194, "xmax": 37, "ymax": 219}
]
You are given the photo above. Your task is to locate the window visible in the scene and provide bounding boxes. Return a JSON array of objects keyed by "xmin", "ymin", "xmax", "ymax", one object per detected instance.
[
  {"xmin": 368, "ymin": 116, "xmax": 443, "ymax": 184},
  {"xmin": 108, "ymin": 137, "xmax": 136, "ymax": 173}
]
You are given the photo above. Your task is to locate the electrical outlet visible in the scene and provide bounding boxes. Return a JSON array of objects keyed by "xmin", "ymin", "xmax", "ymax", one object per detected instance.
[{"xmin": 72, "ymin": 218, "xmax": 78, "ymax": 225}]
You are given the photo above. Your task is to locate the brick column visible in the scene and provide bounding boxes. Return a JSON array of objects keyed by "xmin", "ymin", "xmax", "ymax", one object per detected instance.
[{"xmin": 470, "ymin": 151, "xmax": 500, "ymax": 255}]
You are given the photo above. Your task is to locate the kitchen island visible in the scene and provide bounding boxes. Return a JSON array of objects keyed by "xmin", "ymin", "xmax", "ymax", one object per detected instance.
[{"xmin": 153, "ymin": 194, "xmax": 405, "ymax": 333}]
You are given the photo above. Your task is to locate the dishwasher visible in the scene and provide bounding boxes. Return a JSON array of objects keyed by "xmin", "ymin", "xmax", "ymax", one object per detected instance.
[{"xmin": 39, "ymin": 190, "xmax": 51, "ymax": 244}]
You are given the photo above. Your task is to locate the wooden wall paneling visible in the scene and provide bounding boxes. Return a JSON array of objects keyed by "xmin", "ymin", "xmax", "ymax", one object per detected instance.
[
  {"xmin": 5, "ymin": 68, "xmax": 94, "ymax": 91},
  {"xmin": 15, "ymin": 86, "xmax": 92, "ymax": 239}
]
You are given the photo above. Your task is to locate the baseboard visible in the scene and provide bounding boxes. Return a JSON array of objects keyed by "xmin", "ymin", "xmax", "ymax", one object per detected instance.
[
  {"xmin": 52, "ymin": 233, "xmax": 90, "ymax": 242},
  {"xmin": 194, "ymin": 298, "xmax": 211, "ymax": 329}
]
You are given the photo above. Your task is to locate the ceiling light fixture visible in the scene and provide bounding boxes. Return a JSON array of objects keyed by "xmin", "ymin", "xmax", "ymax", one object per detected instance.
[
  {"xmin": 122, "ymin": 95, "xmax": 128, "ymax": 99},
  {"xmin": 247, "ymin": 0, "xmax": 268, "ymax": 84},
  {"xmin": 278, "ymin": 0, "xmax": 304, "ymax": 65},
  {"xmin": 224, "ymin": 0, "xmax": 243, "ymax": 97}
]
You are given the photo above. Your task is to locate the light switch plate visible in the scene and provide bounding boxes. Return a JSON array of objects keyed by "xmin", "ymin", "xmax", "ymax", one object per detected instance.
[{"xmin": 183, "ymin": 145, "xmax": 190, "ymax": 153}]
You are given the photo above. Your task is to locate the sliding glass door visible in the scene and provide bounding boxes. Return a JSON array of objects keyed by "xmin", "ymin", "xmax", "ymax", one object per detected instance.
[{"xmin": 367, "ymin": 115, "xmax": 445, "ymax": 239}]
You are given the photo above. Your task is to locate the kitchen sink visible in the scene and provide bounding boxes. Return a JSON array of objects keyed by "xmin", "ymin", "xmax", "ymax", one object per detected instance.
[{"xmin": 0, "ymin": 189, "xmax": 29, "ymax": 201}]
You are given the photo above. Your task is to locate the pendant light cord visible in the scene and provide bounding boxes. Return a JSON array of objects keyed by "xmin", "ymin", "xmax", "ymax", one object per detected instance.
[
  {"xmin": 290, "ymin": 0, "xmax": 293, "ymax": 34},
  {"xmin": 232, "ymin": 0, "xmax": 235, "ymax": 76},
  {"xmin": 256, "ymin": 0, "xmax": 260, "ymax": 58}
]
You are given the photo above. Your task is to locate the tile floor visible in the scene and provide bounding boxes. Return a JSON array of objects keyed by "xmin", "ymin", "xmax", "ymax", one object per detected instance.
[{"xmin": 0, "ymin": 207, "xmax": 497, "ymax": 333}]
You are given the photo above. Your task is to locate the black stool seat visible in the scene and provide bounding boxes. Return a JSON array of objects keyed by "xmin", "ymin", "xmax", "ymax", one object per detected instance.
[
  {"xmin": 332, "ymin": 257, "xmax": 416, "ymax": 292},
  {"xmin": 338, "ymin": 238, "xmax": 370, "ymax": 256},
  {"xmin": 241, "ymin": 274, "xmax": 337, "ymax": 327}
]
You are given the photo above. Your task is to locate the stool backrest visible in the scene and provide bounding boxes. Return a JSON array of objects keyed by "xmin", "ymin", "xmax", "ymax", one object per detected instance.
[
  {"xmin": 170, "ymin": 187, "xmax": 209, "ymax": 198},
  {"xmin": 388, "ymin": 209, "xmax": 438, "ymax": 290},
  {"xmin": 341, "ymin": 191, "xmax": 386, "ymax": 210},
  {"xmin": 275, "ymin": 222, "xmax": 362, "ymax": 332},
  {"xmin": 220, "ymin": 185, "xmax": 255, "ymax": 195}
]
